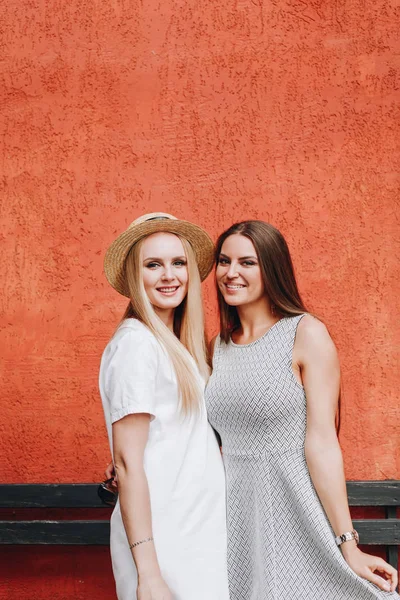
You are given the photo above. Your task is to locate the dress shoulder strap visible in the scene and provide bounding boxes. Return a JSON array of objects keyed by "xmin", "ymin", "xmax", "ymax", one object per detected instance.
[{"xmin": 286, "ymin": 313, "xmax": 307, "ymax": 354}]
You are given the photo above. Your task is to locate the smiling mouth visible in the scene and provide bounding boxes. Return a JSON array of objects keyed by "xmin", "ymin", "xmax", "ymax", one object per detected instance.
[
  {"xmin": 224, "ymin": 283, "xmax": 246, "ymax": 290},
  {"xmin": 157, "ymin": 286, "xmax": 180, "ymax": 294}
]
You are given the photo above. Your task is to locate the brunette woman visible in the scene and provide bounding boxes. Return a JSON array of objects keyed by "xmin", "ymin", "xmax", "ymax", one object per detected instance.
[
  {"xmin": 205, "ymin": 220, "xmax": 398, "ymax": 599},
  {"xmin": 100, "ymin": 213, "xmax": 229, "ymax": 600}
]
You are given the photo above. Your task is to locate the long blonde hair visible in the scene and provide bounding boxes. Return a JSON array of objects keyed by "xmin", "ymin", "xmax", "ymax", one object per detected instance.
[{"xmin": 121, "ymin": 235, "xmax": 209, "ymax": 415}]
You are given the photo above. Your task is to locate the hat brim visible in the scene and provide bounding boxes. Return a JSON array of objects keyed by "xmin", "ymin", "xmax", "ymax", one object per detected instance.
[{"xmin": 104, "ymin": 219, "xmax": 215, "ymax": 297}]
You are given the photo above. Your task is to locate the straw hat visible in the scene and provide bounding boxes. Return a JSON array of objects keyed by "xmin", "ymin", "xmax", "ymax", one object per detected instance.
[{"xmin": 104, "ymin": 212, "xmax": 215, "ymax": 297}]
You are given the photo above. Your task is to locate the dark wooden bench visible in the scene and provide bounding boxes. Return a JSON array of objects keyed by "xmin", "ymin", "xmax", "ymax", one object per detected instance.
[{"xmin": 0, "ymin": 481, "xmax": 399, "ymax": 572}]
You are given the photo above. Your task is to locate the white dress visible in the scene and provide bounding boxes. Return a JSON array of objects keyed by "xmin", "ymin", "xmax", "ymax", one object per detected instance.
[{"xmin": 99, "ymin": 318, "xmax": 229, "ymax": 600}]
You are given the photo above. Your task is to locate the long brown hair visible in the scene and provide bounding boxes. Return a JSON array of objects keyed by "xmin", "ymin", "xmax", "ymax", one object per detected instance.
[
  {"xmin": 216, "ymin": 220, "xmax": 307, "ymax": 343},
  {"xmin": 215, "ymin": 220, "xmax": 341, "ymax": 433}
]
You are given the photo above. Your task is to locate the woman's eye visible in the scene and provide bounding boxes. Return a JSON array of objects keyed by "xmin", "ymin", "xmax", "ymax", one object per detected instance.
[
  {"xmin": 242, "ymin": 261, "xmax": 256, "ymax": 267},
  {"xmin": 146, "ymin": 262, "xmax": 160, "ymax": 269},
  {"xmin": 174, "ymin": 260, "xmax": 187, "ymax": 267},
  {"xmin": 218, "ymin": 258, "xmax": 229, "ymax": 265}
]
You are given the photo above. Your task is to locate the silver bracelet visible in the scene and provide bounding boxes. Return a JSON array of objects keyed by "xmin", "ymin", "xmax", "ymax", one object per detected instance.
[{"xmin": 129, "ymin": 536, "xmax": 154, "ymax": 550}]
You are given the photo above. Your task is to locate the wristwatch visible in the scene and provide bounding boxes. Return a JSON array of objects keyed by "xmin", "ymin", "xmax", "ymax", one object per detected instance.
[{"xmin": 335, "ymin": 530, "xmax": 359, "ymax": 546}]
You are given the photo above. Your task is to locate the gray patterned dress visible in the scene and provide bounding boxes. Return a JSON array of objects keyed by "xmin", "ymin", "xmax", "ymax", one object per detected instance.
[{"xmin": 205, "ymin": 315, "xmax": 398, "ymax": 600}]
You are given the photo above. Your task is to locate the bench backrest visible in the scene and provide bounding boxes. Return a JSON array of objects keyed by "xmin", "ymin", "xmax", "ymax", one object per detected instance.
[{"xmin": 0, "ymin": 481, "xmax": 398, "ymax": 573}]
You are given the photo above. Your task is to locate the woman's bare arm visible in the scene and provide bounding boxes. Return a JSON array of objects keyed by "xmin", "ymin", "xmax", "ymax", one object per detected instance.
[
  {"xmin": 113, "ymin": 413, "xmax": 172, "ymax": 599},
  {"xmin": 294, "ymin": 316, "xmax": 397, "ymax": 593}
]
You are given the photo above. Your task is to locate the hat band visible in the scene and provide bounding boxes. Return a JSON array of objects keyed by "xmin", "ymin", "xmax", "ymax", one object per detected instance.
[{"xmin": 145, "ymin": 216, "xmax": 171, "ymax": 222}]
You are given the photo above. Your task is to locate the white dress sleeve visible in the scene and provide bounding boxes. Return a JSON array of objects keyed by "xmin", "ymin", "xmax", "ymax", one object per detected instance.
[{"xmin": 103, "ymin": 328, "xmax": 159, "ymax": 423}]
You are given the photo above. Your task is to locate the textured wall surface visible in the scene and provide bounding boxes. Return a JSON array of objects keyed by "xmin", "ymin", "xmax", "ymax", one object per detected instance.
[{"xmin": 1, "ymin": 0, "xmax": 399, "ymax": 597}]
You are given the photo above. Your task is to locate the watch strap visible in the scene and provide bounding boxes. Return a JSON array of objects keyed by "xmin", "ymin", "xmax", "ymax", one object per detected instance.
[{"xmin": 335, "ymin": 529, "xmax": 359, "ymax": 546}]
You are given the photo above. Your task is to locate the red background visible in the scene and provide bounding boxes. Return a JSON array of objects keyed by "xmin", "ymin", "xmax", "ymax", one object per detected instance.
[{"xmin": 1, "ymin": 0, "xmax": 399, "ymax": 598}]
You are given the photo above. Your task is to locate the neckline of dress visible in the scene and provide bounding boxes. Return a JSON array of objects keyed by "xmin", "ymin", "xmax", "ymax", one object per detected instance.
[{"xmin": 229, "ymin": 317, "xmax": 285, "ymax": 348}]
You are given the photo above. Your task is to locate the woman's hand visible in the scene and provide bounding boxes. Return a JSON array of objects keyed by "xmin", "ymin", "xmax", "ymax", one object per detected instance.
[
  {"xmin": 137, "ymin": 574, "xmax": 173, "ymax": 599},
  {"xmin": 104, "ymin": 461, "xmax": 118, "ymax": 488},
  {"xmin": 341, "ymin": 542, "xmax": 398, "ymax": 592}
]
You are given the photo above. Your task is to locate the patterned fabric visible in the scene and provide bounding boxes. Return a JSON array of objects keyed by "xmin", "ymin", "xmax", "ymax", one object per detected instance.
[{"xmin": 206, "ymin": 315, "xmax": 398, "ymax": 600}]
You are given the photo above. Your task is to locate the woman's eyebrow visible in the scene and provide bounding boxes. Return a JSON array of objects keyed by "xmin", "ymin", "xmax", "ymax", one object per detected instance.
[
  {"xmin": 143, "ymin": 255, "xmax": 187, "ymax": 261},
  {"xmin": 219, "ymin": 253, "xmax": 258, "ymax": 260}
]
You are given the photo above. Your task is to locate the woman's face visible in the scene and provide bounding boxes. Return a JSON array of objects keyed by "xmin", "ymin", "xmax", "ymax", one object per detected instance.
[
  {"xmin": 142, "ymin": 232, "xmax": 188, "ymax": 312},
  {"xmin": 216, "ymin": 234, "xmax": 264, "ymax": 307}
]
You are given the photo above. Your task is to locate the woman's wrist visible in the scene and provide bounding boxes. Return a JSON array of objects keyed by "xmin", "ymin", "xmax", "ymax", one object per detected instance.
[
  {"xmin": 136, "ymin": 553, "xmax": 162, "ymax": 580},
  {"xmin": 138, "ymin": 565, "xmax": 162, "ymax": 578},
  {"xmin": 133, "ymin": 545, "xmax": 161, "ymax": 579},
  {"xmin": 138, "ymin": 569, "xmax": 164, "ymax": 585},
  {"xmin": 339, "ymin": 538, "xmax": 359, "ymax": 559}
]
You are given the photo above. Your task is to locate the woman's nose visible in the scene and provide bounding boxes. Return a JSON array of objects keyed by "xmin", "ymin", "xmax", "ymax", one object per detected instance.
[
  {"xmin": 227, "ymin": 263, "xmax": 239, "ymax": 278},
  {"xmin": 161, "ymin": 265, "xmax": 174, "ymax": 280}
]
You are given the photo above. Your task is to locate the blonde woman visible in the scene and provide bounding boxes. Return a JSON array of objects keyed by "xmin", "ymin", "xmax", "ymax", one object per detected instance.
[{"xmin": 99, "ymin": 213, "xmax": 229, "ymax": 600}]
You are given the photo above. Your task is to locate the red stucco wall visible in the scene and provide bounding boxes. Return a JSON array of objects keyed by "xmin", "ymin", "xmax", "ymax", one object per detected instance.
[{"xmin": 1, "ymin": 0, "xmax": 399, "ymax": 597}]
